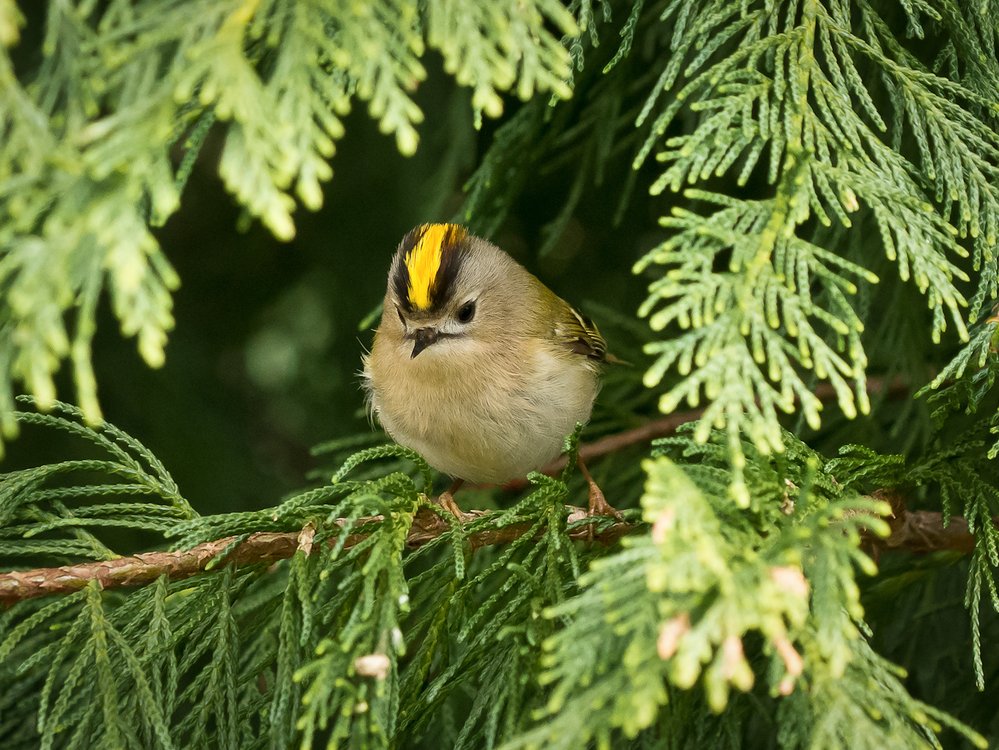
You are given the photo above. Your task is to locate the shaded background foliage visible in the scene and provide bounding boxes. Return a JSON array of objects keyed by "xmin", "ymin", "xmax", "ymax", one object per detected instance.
[
  {"xmin": 5, "ymin": 13, "xmax": 653, "ymax": 512},
  {"xmin": 2, "ymin": 0, "xmax": 999, "ymax": 748}
]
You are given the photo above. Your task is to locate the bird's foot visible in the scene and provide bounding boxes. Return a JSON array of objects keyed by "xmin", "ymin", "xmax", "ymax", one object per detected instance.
[
  {"xmin": 433, "ymin": 479, "xmax": 476, "ymax": 524},
  {"xmin": 577, "ymin": 456, "xmax": 623, "ymax": 520},
  {"xmin": 585, "ymin": 479, "xmax": 623, "ymax": 520},
  {"xmin": 434, "ymin": 491, "xmax": 471, "ymax": 522}
]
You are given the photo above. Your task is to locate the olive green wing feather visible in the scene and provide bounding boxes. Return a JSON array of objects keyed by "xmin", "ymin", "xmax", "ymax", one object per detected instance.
[{"xmin": 554, "ymin": 305, "xmax": 608, "ymax": 362}]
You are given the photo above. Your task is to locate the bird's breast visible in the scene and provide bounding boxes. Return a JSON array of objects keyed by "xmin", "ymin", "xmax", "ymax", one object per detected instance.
[{"xmin": 365, "ymin": 338, "xmax": 599, "ymax": 484}]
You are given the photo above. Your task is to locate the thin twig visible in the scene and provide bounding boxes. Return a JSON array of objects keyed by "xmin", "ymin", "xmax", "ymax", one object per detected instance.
[{"xmin": 503, "ymin": 375, "xmax": 909, "ymax": 490}]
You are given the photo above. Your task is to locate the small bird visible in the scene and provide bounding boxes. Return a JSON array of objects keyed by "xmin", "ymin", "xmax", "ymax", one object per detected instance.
[{"xmin": 363, "ymin": 223, "xmax": 617, "ymax": 517}]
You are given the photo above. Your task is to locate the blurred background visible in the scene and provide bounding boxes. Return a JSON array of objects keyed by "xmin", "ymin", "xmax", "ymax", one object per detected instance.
[{"xmin": 4, "ymin": 57, "xmax": 659, "ymax": 516}]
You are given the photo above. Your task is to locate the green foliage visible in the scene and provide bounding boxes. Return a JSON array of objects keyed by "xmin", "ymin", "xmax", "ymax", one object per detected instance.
[
  {"xmin": 924, "ymin": 311, "xmax": 999, "ymax": 458},
  {"xmin": 0, "ymin": 0, "xmax": 577, "ymax": 442},
  {"xmin": 630, "ymin": 0, "xmax": 999, "ymax": 501},
  {"xmin": 3, "ymin": 1, "xmax": 999, "ymax": 749},
  {"xmin": 510, "ymin": 431, "xmax": 981, "ymax": 749},
  {"xmin": 853, "ymin": 309, "xmax": 999, "ymax": 690},
  {"xmin": 0, "ymin": 398, "xmax": 192, "ymax": 565},
  {"xmin": 1, "ymin": 406, "xmax": 994, "ymax": 748},
  {"xmin": 0, "ymin": 408, "xmax": 629, "ymax": 748}
]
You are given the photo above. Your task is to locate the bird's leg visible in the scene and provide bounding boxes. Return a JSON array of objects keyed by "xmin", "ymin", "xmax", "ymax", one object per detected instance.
[
  {"xmin": 435, "ymin": 478, "xmax": 468, "ymax": 521},
  {"xmin": 577, "ymin": 455, "xmax": 623, "ymax": 519}
]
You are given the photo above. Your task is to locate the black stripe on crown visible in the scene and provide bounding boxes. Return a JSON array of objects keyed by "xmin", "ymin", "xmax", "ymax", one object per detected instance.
[
  {"xmin": 431, "ymin": 226, "xmax": 470, "ymax": 308},
  {"xmin": 391, "ymin": 228, "xmax": 421, "ymax": 311}
]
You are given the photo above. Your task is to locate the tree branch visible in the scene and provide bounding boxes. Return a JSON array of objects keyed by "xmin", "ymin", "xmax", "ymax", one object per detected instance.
[
  {"xmin": 874, "ymin": 488, "xmax": 977, "ymax": 556},
  {"xmin": 0, "ymin": 375, "xmax": 949, "ymax": 605},
  {"xmin": 0, "ymin": 505, "xmax": 632, "ymax": 604},
  {"xmin": 0, "ymin": 502, "xmax": 979, "ymax": 605}
]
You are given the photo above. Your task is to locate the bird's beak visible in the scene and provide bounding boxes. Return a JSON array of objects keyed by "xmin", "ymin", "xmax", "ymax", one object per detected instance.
[{"xmin": 410, "ymin": 327, "xmax": 439, "ymax": 358}]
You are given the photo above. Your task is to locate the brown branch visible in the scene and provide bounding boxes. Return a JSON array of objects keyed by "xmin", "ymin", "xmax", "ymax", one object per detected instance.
[
  {"xmin": 874, "ymin": 489, "xmax": 977, "ymax": 556},
  {"xmin": 885, "ymin": 511, "xmax": 975, "ymax": 554},
  {"xmin": 0, "ymin": 375, "xmax": 952, "ymax": 606},
  {"xmin": 0, "ymin": 500, "xmax": 981, "ymax": 605},
  {"xmin": 0, "ymin": 505, "xmax": 632, "ymax": 605}
]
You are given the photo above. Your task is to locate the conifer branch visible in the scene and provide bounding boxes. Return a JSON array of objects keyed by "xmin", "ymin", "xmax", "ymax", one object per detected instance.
[
  {"xmin": 0, "ymin": 506, "xmax": 633, "ymax": 604},
  {"xmin": 0, "ymin": 501, "xmax": 982, "ymax": 605},
  {"xmin": 0, "ymin": 375, "xmax": 939, "ymax": 606}
]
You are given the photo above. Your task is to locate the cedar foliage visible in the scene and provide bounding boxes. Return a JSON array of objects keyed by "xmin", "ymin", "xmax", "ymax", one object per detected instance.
[{"xmin": 2, "ymin": 1, "xmax": 999, "ymax": 748}]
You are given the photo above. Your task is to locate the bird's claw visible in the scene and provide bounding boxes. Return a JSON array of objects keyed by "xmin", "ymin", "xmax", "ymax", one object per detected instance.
[
  {"xmin": 586, "ymin": 480, "xmax": 623, "ymax": 520},
  {"xmin": 434, "ymin": 491, "xmax": 476, "ymax": 524}
]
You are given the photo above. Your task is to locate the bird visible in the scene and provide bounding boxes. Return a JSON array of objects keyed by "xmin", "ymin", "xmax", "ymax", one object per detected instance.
[{"xmin": 362, "ymin": 223, "xmax": 618, "ymax": 518}]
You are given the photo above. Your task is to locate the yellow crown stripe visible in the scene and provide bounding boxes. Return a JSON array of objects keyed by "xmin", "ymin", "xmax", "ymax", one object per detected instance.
[{"xmin": 405, "ymin": 223, "xmax": 465, "ymax": 309}]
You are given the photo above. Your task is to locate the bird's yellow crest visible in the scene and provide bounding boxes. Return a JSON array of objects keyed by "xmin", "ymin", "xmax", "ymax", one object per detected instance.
[{"xmin": 404, "ymin": 223, "xmax": 466, "ymax": 309}]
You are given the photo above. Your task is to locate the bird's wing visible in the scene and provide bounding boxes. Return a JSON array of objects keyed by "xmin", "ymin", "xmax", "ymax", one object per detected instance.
[{"xmin": 554, "ymin": 305, "xmax": 608, "ymax": 362}]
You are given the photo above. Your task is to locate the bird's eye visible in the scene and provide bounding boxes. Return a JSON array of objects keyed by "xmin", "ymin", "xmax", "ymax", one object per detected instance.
[{"xmin": 456, "ymin": 300, "xmax": 476, "ymax": 324}]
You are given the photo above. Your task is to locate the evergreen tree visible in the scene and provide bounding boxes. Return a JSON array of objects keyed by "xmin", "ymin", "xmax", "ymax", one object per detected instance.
[{"xmin": 1, "ymin": 1, "xmax": 998, "ymax": 748}]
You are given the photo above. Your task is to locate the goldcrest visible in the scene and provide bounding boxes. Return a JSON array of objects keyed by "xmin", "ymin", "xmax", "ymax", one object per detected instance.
[{"xmin": 362, "ymin": 223, "xmax": 608, "ymax": 486}]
